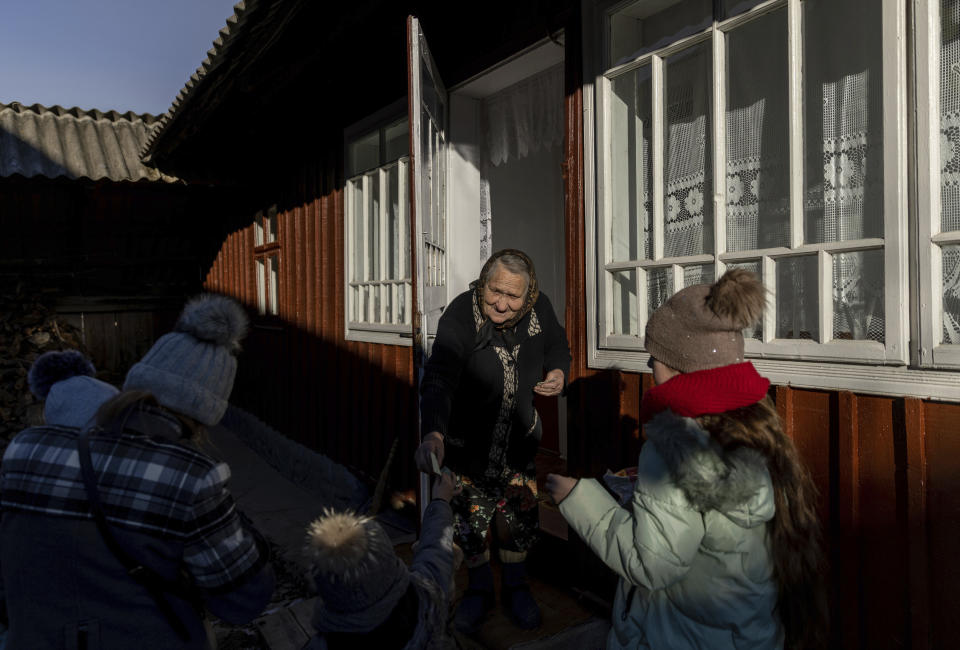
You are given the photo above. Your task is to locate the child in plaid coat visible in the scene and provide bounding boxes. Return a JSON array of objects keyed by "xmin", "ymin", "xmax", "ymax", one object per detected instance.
[{"xmin": 0, "ymin": 296, "xmax": 274, "ymax": 649}]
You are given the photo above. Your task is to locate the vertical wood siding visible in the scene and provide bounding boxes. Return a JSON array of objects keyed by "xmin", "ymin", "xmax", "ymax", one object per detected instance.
[{"xmin": 201, "ymin": 159, "xmax": 416, "ymax": 490}]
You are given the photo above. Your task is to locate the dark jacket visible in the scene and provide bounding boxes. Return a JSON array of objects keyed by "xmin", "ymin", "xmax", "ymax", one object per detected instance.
[
  {"xmin": 0, "ymin": 409, "xmax": 275, "ymax": 650},
  {"xmin": 420, "ymin": 290, "xmax": 571, "ymax": 478}
]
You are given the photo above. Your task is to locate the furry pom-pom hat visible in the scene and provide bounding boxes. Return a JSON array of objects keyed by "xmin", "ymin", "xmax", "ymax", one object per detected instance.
[
  {"xmin": 124, "ymin": 294, "xmax": 248, "ymax": 426},
  {"xmin": 305, "ymin": 509, "xmax": 411, "ymax": 634},
  {"xmin": 645, "ymin": 269, "xmax": 767, "ymax": 373},
  {"xmin": 28, "ymin": 350, "xmax": 119, "ymax": 428},
  {"xmin": 28, "ymin": 349, "xmax": 95, "ymax": 399}
]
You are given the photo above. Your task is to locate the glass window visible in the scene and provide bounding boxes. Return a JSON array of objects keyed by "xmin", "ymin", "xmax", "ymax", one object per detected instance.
[
  {"xmin": 594, "ymin": 0, "xmax": 903, "ymax": 366},
  {"xmin": 345, "ymin": 108, "xmax": 412, "ymax": 338}
]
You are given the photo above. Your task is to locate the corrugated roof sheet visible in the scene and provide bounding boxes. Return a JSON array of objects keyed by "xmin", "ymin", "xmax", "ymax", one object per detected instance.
[{"xmin": 0, "ymin": 102, "xmax": 178, "ymax": 183}]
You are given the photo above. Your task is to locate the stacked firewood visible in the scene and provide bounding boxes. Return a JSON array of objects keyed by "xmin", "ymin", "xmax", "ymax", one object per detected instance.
[{"xmin": 0, "ymin": 286, "xmax": 88, "ymax": 443}]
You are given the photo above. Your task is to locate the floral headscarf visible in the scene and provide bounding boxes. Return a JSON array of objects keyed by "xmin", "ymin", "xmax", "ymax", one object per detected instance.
[{"xmin": 471, "ymin": 249, "xmax": 539, "ymax": 330}]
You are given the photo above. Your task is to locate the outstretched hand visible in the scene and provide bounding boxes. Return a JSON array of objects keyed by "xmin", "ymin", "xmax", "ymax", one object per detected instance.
[
  {"xmin": 415, "ymin": 431, "xmax": 444, "ymax": 474},
  {"xmin": 431, "ymin": 470, "xmax": 461, "ymax": 502},
  {"xmin": 534, "ymin": 369, "xmax": 564, "ymax": 397}
]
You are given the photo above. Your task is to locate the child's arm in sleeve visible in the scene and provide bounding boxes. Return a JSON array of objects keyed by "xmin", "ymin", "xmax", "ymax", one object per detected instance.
[{"xmin": 410, "ymin": 499, "xmax": 456, "ymax": 599}]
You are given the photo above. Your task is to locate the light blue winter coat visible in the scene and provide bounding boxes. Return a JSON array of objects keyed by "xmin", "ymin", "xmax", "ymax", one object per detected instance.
[{"xmin": 559, "ymin": 411, "xmax": 783, "ymax": 649}]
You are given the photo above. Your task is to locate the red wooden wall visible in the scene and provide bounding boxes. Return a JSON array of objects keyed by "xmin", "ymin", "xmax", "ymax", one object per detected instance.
[{"xmin": 201, "ymin": 159, "xmax": 418, "ymax": 490}]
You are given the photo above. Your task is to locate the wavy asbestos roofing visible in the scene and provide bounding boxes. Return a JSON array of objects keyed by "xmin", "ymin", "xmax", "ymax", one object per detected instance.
[{"xmin": 0, "ymin": 102, "xmax": 179, "ymax": 183}]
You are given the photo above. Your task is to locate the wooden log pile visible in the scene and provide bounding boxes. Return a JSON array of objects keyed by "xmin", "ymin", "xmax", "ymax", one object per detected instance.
[{"xmin": 1, "ymin": 285, "xmax": 89, "ymax": 443}]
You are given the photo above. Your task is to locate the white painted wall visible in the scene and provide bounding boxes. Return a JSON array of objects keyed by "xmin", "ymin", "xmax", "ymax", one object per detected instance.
[
  {"xmin": 487, "ymin": 145, "xmax": 566, "ymax": 321},
  {"xmin": 447, "ymin": 93, "xmax": 484, "ymax": 300}
]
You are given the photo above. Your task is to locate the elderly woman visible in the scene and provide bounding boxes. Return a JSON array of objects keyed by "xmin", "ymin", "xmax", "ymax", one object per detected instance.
[{"xmin": 414, "ymin": 249, "xmax": 571, "ymax": 633}]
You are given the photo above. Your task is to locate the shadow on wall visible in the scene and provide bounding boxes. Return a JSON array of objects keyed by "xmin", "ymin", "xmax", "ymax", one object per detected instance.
[{"xmin": 221, "ymin": 305, "xmax": 419, "ymax": 500}]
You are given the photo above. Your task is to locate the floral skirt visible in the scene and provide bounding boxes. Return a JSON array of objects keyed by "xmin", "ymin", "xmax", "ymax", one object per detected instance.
[{"xmin": 450, "ymin": 469, "xmax": 539, "ymax": 561}]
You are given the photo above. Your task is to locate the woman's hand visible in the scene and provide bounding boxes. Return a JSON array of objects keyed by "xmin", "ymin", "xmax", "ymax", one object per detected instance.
[
  {"xmin": 431, "ymin": 470, "xmax": 461, "ymax": 502},
  {"xmin": 415, "ymin": 431, "xmax": 445, "ymax": 474},
  {"xmin": 534, "ymin": 369, "xmax": 565, "ymax": 397},
  {"xmin": 545, "ymin": 473, "xmax": 578, "ymax": 505}
]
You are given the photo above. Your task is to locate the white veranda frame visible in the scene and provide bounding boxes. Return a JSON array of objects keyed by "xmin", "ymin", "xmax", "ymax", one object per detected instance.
[{"xmin": 588, "ymin": 0, "xmax": 908, "ymax": 372}]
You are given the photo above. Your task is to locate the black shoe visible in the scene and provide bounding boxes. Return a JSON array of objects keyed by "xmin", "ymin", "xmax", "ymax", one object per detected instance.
[
  {"xmin": 454, "ymin": 562, "xmax": 495, "ymax": 634},
  {"xmin": 501, "ymin": 561, "xmax": 542, "ymax": 630}
]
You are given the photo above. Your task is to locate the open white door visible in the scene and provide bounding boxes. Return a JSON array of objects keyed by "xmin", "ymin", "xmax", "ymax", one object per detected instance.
[{"xmin": 408, "ymin": 15, "xmax": 448, "ymax": 516}]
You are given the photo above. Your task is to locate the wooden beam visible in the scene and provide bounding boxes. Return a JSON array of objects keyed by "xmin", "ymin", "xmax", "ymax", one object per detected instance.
[
  {"xmin": 904, "ymin": 397, "xmax": 929, "ymax": 650},
  {"xmin": 835, "ymin": 390, "xmax": 860, "ymax": 649}
]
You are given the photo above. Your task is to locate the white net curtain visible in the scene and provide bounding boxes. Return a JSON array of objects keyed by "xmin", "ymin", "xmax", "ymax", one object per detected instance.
[
  {"xmin": 793, "ymin": 0, "xmax": 885, "ymax": 343},
  {"xmin": 478, "ymin": 63, "xmax": 564, "ymax": 260},
  {"xmin": 942, "ymin": 0, "xmax": 960, "ymax": 343}
]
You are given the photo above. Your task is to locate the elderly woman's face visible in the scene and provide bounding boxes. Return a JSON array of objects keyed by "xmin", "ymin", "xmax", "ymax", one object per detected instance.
[{"xmin": 482, "ymin": 263, "xmax": 528, "ymax": 324}]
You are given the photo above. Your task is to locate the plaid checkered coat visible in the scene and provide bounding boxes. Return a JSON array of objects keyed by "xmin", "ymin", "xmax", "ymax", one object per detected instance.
[{"xmin": 0, "ymin": 408, "xmax": 274, "ymax": 649}]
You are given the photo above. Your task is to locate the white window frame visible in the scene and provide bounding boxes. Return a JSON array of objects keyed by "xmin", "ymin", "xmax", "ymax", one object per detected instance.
[
  {"xmin": 344, "ymin": 100, "xmax": 413, "ymax": 346},
  {"xmin": 253, "ymin": 207, "xmax": 280, "ymax": 317},
  {"xmin": 578, "ymin": 0, "xmax": 960, "ymax": 401},
  {"xmin": 917, "ymin": 0, "xmax": 960, "ymax": 368}
]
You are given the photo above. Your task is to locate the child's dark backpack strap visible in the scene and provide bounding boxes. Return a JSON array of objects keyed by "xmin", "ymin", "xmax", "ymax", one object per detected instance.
[{"xmin": 76, "ymin": 426, "xmax": 199, "ymax": 642}]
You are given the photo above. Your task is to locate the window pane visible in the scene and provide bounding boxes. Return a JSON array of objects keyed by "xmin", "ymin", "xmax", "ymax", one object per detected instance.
[
  {"xmin": 348, "ymin": 130, "xmax": 379, "ymax": 177},
  {"xmin": 268, "ymin": 255, "xmax": 279, "ymax": 316},
  {"xmin": 833, "ymin": 249, "xmax": 884, "ymax": 341},
  {"xmin": 256, "ymin": 258, "xmax": 266, "ymax": 315},
  {"xmin": 647, "ymin": 267, "xmax": 674, "ymax": 319},
  {"xmin": 610, "ymin": 270, "xmax": 638, "ymax": 336},
  {"xmin": 943, "ymin": 245, "xmax": 960, "ymax": 343},
  {"xmin": 384, "ymin": 118, "xmax": 409, "ymax": 163},
  {"xmin": 683, "ymin": 264, "xmax": 714, "ymax": 287},
  {"xmin": 400, "ymin": 159, "xmax": 411, "ymax": 280},
  {"xmin": 725, "ymin": 7, "xmax": 790, "ymax": 252},
  {"xmin": 721, "ymin": 0, "xmax": 768, "ymax": 20},
  {"xmin": 366, "ymin": 171, "xmax": 380, "ymax": 281},
  {"xmin": 609, "ymin": 68, "xmax": 652, "ymax": 261},
  {"xmin": 608, "ymin": 0, "xmax": 712, "ymax": 66},
  {"xmin": 387, "ymin": 165, "xmax": 401, "ymax": 280},
  {"xmin": 776, "ymin": 256, "xmax": 818, "ymax": 340},
  {"xmin": 803, "ymin": 0, "xmax": 884, "ymax": 243},
  {"xmin": 254, "ymin": 213, "xmax": 264, "ymax": 247},
  {"xmin": 941, "ymin": 0, "xmax": 960, "ymax": 232},
  {"xmin": 351, "ymin": 180, "xmax": 364, "ymax": 282},
  {"xmin": 726, "ymin": 260, "xmax": 763, "ymax": 340},
  {"xmin": 664, "ymin": 42, "xmax": 714, "ymax": 257},
  {"xmin": 266, "ymin": 206, "xmax": 277, "ymax": 244}
]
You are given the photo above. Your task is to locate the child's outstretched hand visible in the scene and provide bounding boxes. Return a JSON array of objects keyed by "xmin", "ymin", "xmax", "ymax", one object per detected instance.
[{"xmin": 432, "ymin": 469, "xmax": 461, "ymax": 502}]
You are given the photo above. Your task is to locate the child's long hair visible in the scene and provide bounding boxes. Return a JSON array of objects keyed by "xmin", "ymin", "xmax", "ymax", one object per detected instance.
[
  {"xmin": 95, "ymin": 390, "xmax": 207, "ymax": 445},
  {"xmin": 697, "ymin": 397, "xmax": 828, "ymax": 649}
]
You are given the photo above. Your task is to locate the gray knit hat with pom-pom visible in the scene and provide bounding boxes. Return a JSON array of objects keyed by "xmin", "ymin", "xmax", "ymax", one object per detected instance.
[
  {"xmin": 645, "ymin": 269, "xmax": 767, "ymax": 373},
  {"xmin": 28, "ymin": 350, "xmax": 119, "ymax": 428},
  {"xmin": 124, "ymin": 294, "xmax": 248, "ymax": 426}
]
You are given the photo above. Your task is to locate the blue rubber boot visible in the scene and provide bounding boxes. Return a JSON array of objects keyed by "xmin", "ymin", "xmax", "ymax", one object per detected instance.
[
  {"xmin": 454, "ymin": 562, "xmax": 495, "ymax": 634},
  {"xmin": 501, "ymin": 559, "xmax": 542, "ymax": 629}
]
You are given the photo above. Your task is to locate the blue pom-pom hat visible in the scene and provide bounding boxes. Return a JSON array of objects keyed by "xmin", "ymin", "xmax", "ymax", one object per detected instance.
[
  {"xmin": 123, "ymin": 294, "xmax": 249, "ymax": 426},
  {"xmin": 27, "ymin": 350, "xmax": 119, "ymax": 428}
]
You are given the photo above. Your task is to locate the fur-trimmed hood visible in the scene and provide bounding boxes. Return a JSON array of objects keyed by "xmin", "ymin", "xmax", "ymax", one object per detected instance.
[{"xmin": 644, "ymin": 410, "xmax": 774, "ymax": 528}]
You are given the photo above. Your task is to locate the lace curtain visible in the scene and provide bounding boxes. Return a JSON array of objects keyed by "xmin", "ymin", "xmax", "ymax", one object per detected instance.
[
  {"xmin": 664, "ymin": 43, "xmax": 713, "ymax": 258},
  {"xmin": 942, "ymin": 0, "xmax": 960, "ymax": 343},
  {"xmin": 478, "ymin": 63, "xmax": 564, "ymax": 261},
  {"xmin": 482, "ymin": 64, "xmax": 564, "ymax": 168},
  {"xmin": 781, "ymin": 0, "xmax": 885, "ymax": 343}
]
